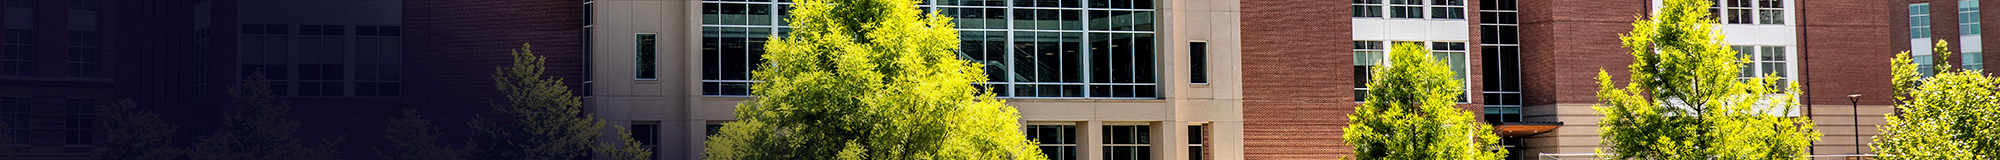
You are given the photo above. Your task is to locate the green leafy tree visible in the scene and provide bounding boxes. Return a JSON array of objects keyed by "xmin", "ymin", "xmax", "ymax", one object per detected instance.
[
  {"xmin": 470, "ymin": 44, "xmax": 606, "ymax": 160},
  {"xmin": 1341, "ymin": 42, "xmax": 1505, "ymax": 160},
  {"xmin": 1591, "ymin": 0, "xmax": 1821, "ymax": 159},
  {"xmin": 1872, "ymin": 40, "xmax": 2000, "ymax": 160},
  {"xmin": 592, "ymin": 126, "xmax": 654, "ymax": 160},
  {"xmin": 377, "ymin": 109, "xmax": 470, "ymax": 160},
  {"xmin": 0, "ymin": 125, "xmax": 12, "ymax": 160},
  {"xmin": 95, "ymin": 99, "xmax": 183, "ymax": 160},
  {"xmin": 190, "ymin": 71, "xmax": 344, "ymax": 160},
  {"xmin": 700, "ymin": 0, "xmax": 1045, "ymax": 158}
]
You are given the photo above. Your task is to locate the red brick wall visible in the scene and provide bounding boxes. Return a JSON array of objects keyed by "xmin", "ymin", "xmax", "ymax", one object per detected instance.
[
  {"xmin": 1800, "ymin": 0, "xmax": 1896, "ymax": 106},
  {"xmin": 402, "ymin": 0, "xmax": 585, "ymax": 158},
  {"xmin": 1240, "ymin": 0, "xmax": 1353, "ymax": 158},
  {"xmin": 1516, "ymin": 0, "xmax": 1647, "ymax": 106}
]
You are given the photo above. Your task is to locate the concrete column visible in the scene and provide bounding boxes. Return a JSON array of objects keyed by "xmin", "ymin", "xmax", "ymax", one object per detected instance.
[
  {"xmin": 1157, "ymin": 121, "xmax": 1184, "ymax": 160},
  {"xmin": 1210, "ymin": 121, "xmax": 1244, "ymax": 160},
  {"xmin": 1082, "ymin": 121, "xmax": 1103, "ymax": 160}
]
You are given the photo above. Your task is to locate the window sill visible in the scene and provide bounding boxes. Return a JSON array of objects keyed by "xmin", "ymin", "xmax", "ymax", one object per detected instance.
[{"xmin": 1189, "ymin": 83, "xmax": 1211, "ymax": 88}]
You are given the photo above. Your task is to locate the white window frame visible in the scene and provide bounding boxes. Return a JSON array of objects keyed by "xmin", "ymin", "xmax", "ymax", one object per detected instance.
[
  {"xmin": 1710, "ymin": 0, "xmax": 1786, "ymax": 25},
  {"xmin": 1358, "ymin": 0, "xmax": 1462, "ymax": 20}
]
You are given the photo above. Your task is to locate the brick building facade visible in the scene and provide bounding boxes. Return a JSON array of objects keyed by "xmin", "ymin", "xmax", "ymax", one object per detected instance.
[{"xmin": 0, "ymin": 0, "xmax": 1922, "ymax": 159}]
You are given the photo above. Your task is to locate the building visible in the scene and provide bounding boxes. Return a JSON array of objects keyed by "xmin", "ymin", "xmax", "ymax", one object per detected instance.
[
  {"xmin": 0, "ymin": 0, "xmax": 113, "ymax": 158},
  {"xmin": 585, "ymin": 0, "xmax": 1245, "ymax": 159},
  {"xmin": 0, "ymin": 0, "xmax": 1921, "ymax": 159},
  {"xmin": 1241, "ymin": 0, "xmax": 1898, "ymax": 159}
]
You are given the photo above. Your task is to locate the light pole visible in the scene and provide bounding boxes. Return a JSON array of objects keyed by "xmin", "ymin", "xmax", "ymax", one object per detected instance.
[{"xmin": 1848, "ymin": 94, "xmax": 1862, "ymax": 154}]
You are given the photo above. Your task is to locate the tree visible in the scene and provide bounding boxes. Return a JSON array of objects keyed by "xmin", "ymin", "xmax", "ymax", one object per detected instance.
[
  {"xmin": 94, "ymin": 99, "xmax": 182, "ymax": 160},
  {"xmin": 377, "ymin": 109, "xmax": 470, "ymax": 160},
  {"xmin": 1342, "ymin": 42, "xmax": 1505, "ymax": 160},
  {"xmin": 469, "ymin": 44, "xmax": 606, "ymax": 160},
  {"xmin": 1591, "ymin": 0, "xmax": 1821, "ymax": 159},
  {"xmin": 700, "ymin": 0, "xmax": 1045, "ymax": 158},
  {"xmin": 1872, "ymin": 40, "xmax": 2000, "ymax": 160},
  {"xmin": 592, "ymin": 126, "xmax": 653, "ymax": 160},
  {"xmin": 190, "ymin": 71, "xmax": 344, "ymax": 160}
]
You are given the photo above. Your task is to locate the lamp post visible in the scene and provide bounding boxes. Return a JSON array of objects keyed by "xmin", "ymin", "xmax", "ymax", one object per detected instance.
[{"xmin": 1847, "ymin": 94, "xmax": 1862, "ymax": 154}]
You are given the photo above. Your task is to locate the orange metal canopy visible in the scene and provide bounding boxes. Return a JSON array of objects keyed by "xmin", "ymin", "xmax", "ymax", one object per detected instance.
[{"xmin": 1494, "ymin": 122, "xmax": 1563, "ymax": 138}]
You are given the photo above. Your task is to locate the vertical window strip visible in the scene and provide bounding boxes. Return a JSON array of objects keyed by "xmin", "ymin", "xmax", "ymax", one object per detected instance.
[
  {"xmin": 1914, "ymin": 4, "xmax": 1932, "ymax": 39},
  {"xmin": 1962, "ymin": 0, "xmax": 1980, "ymax": 35},
  {"xmin": 1479, "ymin": 0, "xmax": 1522, "ymax": 122},
  {"xmin": 1189, "ymin": 42, "xmax": 1206, "ymax": 84}
]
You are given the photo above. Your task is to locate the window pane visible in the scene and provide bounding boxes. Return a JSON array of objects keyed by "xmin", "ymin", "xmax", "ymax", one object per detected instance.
[
  {"xmin": 1758, "ymin": 9, "xmax": 1782, "ymax": 24},
  {"xmin": 637, "ymin": 34, "xmax": 657, "ymax": 79},
  {"xmin": 1190, "ymin": 42, "xmax": 1207, "ymax": 83}
]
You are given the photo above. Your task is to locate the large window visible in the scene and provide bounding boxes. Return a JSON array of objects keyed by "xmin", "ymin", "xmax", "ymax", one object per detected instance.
[
  {"xmin": 238, "ymin": 24, "xmax": 403, "ymax": 97},
  {"xmin": 2, "ymin": 29, "xmax": 30, "ymax": 77},
  {"xmin": 1354, "ymin": 0, "xmax": 1461, "ymax": 19},
  {"xmin": 636, "ymin": 33, "xmax": 657, "ymax": 80},
  {"xmin": 1913, "ymin": 4, "xmax": 1932, "ymax": 39},
  {"xmin": 297, "ymin": 25, "xmax": 347, "ymax": 97},
  {"xmin": 702, "ymin": 0, "xmax": 1162, "ymax": 98},
  {"xmin": 1027, "ymin": 124, "xmax": 1077, "ymax": 160},
  {"xmin": 67, "ymin": 31, "xmax": 95, "ymax": 78},
  {"xmin": 354, "ymin": 26, "xmax": 402, "ymax": 97},
  {"xmin": 1101, "ymin": 124, "xmax": 1150, "ymax": 160},
  {"xmin": 1353, "ymin": 41, "xmax": 1469, "ymax": 102},
  {"xmin": 240, "ymin": 24, "xmax": 291, "ymax": 95},
  {"xmin": 1733, "ymin": 46, "xmax": 1790, "ymax": 87},
  {"xmin": 1, "ymin": 97, "xmax": 26, "ymax": 144},
  {"xmin": 192, "ymin": 28, "xmax": 213, "ymax": 100},
  {"xmin": 1712, "ymin": 0, "xmax": 1783, "ymax": 24},
  {"xmin": 65, "ymin": 98, "xmax": 92, "ymax": 145},
  {"xmin": 700, "ymin": 0, "xmax": 782, "ymax": 96},
  {"xmin": 1479, "ymin": 0, "xmax": 1521, "ymax": 123}
]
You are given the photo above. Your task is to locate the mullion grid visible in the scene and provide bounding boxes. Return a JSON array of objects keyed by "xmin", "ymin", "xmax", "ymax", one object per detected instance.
[
  {"xmin": 701, "ymin": 0, "xmax": 787, "ymax": 96},
  {"xmin": 1101, "ymin": 124, "xmax": 1151, "ymax": 160},
  {"xmin": 698, "ymin": 0, "xmax": 1156, "ymax": 98},
  {"xmin": 1962, "ymin": 0, "xmax": 1980, "ymax": 35},
  {"xmin": 1027, "ymin": 124, "xmax": 1078, "ymax": 160},
  {"xmin": 1478, "ymin": 0, "xmax": 1520, "ymax": 121},
  {"xmin": 1352, "ymin": 41, "xmax": 1471, "ymax": 103},
  {"xmin": 1913, "ymin": 4, "xmax": 1932, "ymax": 39},
  {"xmin": 1732, "ymin": 46, "xmax": 1788, "ymax": 89},
  {"xmin": 934, "ymin": 0, "xmax": 1155, "ymax": 98},
  {"xmin": 1712, "ymin": 0, "xmax": 1782, "ymax": 24}
]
